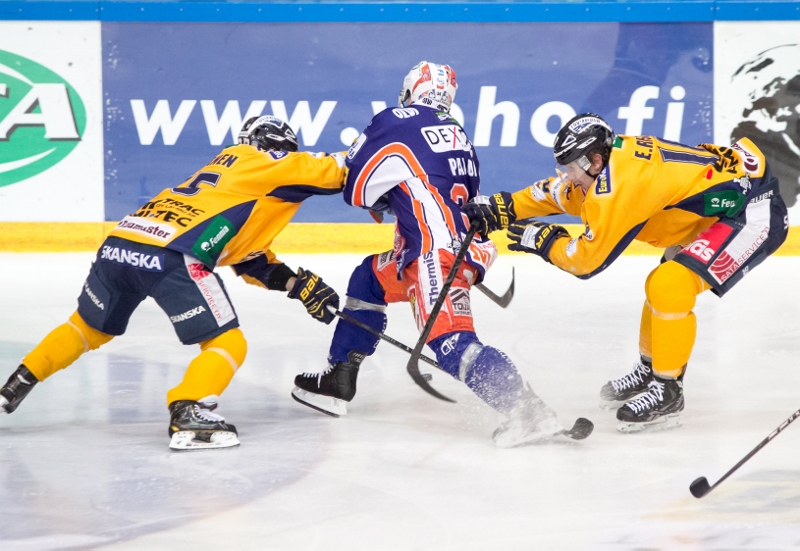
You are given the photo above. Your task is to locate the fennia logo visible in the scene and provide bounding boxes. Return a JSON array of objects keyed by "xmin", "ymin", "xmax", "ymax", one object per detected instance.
[
  {"xmin": 191, "ymin": 215, "xmax": 236, "ymax": 266},
  {"xmin": 0, "ymin": 49, "xmax": 86, "ymax": 187}
]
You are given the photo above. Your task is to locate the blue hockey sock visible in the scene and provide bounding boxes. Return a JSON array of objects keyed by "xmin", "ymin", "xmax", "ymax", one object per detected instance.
[
  {"xmin": 428, "ymin": 332, "xmax": 525, "ymax": 414},
  {"xmin": 328, "ymin": 255, "xmax": 388, "ymax": 365},
  {"xmin": 464, "ymin": 346, "xmax": 526, "ymax": 414},
  {"xmin": 328, "ymin": 307, "xmax": 386, "ymax": 365}
]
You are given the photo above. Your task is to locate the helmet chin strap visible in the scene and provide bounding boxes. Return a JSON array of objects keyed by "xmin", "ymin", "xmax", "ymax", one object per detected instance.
[
  {"xmin": 582, "ymin": 155, "xmax": 607, "ymax": 179},
  {"xmin": 585, "ymin": 167, "xmax": 601, "ymax": 179}
]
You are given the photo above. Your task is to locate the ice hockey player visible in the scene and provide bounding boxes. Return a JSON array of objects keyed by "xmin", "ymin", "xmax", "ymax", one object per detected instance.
[
  {"xmin": 290, "ymin": 61, "xmax": 592, "ymax": 447},
  {"xmin": 0, "ymin": 116, "xmax": 345, "ymax": 450},
  {"xmin": 465, "ymin": 113, "xmax": 788, "ymax": 433}
]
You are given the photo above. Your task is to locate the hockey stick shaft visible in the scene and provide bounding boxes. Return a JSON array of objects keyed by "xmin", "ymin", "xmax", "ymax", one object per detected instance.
[
  {"xmin": 405, "ymin": 224, "xmax": 479, "ymax": 402},
  {"xmin": 330, "ymin": 307, "xmax": 442, "ymax": 370},
  {"xmin": 474, "ymin": 266, "xmax": 515, "ymax": 308},
  {"xmin": 691, "ymin": 407, "xmax": 800, "ymax": 497}
]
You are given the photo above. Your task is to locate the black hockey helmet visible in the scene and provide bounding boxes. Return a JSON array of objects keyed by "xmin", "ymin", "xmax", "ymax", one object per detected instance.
[
  {"xmin": 238, "ymin": 115, "xmax": 299, "ymax": 152},
  {"xmin": 553, "ymin": 113, "xmax": 615, "ymax": 175}
]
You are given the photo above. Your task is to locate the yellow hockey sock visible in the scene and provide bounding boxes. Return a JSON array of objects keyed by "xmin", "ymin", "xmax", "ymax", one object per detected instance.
[
  {"xmin": 645, "ymin": 261, "xmax": 709, "ymax": 378},
  {"xmin": 23, "ymin": 311, "xmax": 113, "ymax": 381},
  {"xmin": 166, "ymin": 328, "xmax": 247, "ymax": 406},
  {"xmin": 638, "ymin": 300, "xmax": 653, "ymax": 362}
]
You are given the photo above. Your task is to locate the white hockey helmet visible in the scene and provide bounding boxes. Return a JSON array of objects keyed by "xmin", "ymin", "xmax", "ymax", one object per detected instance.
[{"xmin": 397, "ymin": 61, "xmax": 458, "ymax": 113}]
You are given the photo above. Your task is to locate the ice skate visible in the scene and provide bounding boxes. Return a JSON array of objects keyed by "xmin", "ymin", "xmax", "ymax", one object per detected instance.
[
  {"xmin": 0, "ymin": 365, "xmax": 38, "ymax": 414},
  {"xmin": 616, "ymin": 376, "xmax": 684, "ymax": 433},
  {"xmin": 492, "ymin": 386, "xmax": 566, "ymax": 448},
  {"xmin": 599, "ymin": 359, "xmax": 653, "ymax": 410},
  {"xmin": 168, "ymin": 395, "xmax": 239, "ymax": 451},
  {"xmin": 291, "ymin": 351, "xmax": 364, "ymax": 418}
]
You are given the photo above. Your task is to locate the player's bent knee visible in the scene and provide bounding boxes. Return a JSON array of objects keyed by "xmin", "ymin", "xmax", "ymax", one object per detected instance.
[
  {"xmin": 428, "ymin": 331, "xmax": 482, "ymax": 379},
  {"xmin": 646, "ymin": 261, "xmax": 704, "ymax": 315},
  {"xmin": 200, "ymin": 328, "xmax": 247, "ymax": 371},
  {"xmin": 345, "ymin": 255, "xmax": 387, "ymax": 305},
  {"xmin": 68, "ymin": 311, "xmax": 113, "ymax": 351}
]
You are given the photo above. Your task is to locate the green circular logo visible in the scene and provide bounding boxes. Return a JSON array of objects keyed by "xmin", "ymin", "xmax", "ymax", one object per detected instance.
[{"xmin": 0, "ymin": 49, "xmax": 86, "ymax": 187}]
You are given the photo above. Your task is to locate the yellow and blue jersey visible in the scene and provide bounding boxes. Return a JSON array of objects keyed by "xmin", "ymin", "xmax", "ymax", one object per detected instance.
[
  {"xmin": 110, "ymin": 144, "xmax": 347, "ymax": 268},
  {"xmin": 512, "ymin": 136, "xmax": 771, "ymax": 278}
]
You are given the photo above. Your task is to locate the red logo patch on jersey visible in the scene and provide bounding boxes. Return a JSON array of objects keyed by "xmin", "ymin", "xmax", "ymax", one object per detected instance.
[
  {"xmin": 709, "ymin": 251, "xmax": 737, "ymax": 282},
  {"xmin": 683, "ymin": 224, "xmax": 734, "ymax": 264},
  {"xmin": 732, "ymin": 142, "xmax": 761, "ymax": 174},
  {"xmin": 187, "ymin": 263, "xmax": 211, "ymax": 280}
]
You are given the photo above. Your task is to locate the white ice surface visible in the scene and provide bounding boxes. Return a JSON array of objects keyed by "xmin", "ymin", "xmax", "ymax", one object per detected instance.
[{"xmin": 1, "ymin": 252, "xmax": 800, "ymax": 550}]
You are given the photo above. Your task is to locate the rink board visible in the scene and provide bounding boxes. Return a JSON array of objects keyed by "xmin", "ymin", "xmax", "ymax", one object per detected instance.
[
  {"xmin": 1, "ymin": 222, "xmax": 799, "ymax": 256},
  {"xmin": 0, "ymin": 14, "xmax": 799, "ymax": 242}
]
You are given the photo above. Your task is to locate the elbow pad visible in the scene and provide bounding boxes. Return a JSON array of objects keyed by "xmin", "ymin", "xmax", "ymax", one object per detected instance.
[{"xmin": 233, "ymin": 257, "xmax": 296, "ymax": 291}]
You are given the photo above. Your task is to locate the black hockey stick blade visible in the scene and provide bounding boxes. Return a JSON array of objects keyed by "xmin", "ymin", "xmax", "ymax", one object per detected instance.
[
  {"xmin": 475, "ymin": 267, "xmax": 515, "ymax": 308},
  {"xmin": 562, "ymin": 417, "xmax": 594, "ymax": 440},
  {"xmin": 406, "ymin": 224, "xmax": 479, "ymax": 403},
  {"xmin": 689, "ymin": 406, "xmax": 800, "ymax": 499},
  {"xmin": 689, "ymin": 477, "xmax": 712, "ymax": 498}
]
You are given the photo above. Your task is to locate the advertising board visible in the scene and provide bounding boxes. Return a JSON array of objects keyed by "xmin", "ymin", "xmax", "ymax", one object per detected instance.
[
  {"xmin": 715, "ymin": 21, "xmax": 800, "ymax": 219},
  {"xmin": 102, "ymin": 22, "xmax": 713, "ymax": 222},
  {"xmin": 0, "ymin": 22, "xmax": 104, "ymax": 221}
]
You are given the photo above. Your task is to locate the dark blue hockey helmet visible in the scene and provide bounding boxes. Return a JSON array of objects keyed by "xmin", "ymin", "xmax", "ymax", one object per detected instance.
[
  {"xmin": 238, "ymin": 116, "xmax": 299, "ymax": 152},
  {"xmin": 553, "ymin": 113, "xmax": 615, "ymax": 175}
]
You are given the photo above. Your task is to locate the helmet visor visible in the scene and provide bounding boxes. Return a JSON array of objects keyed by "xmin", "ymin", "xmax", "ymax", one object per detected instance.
[{"xmin": 555, "ymin": 155, "xmax": 592, "ymax": 182}]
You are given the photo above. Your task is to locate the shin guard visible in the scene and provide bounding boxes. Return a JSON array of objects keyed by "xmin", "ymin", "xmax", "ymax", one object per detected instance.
[
  {"xmin": 328, "ymin": 256, "xmax": 388, "ymax": 365},
  {"xmin": 167, "ymin": 328, "xmax": 247, "ymax": 406},
  {"xmin": 23, "ymin": 311, "xmax": 113, "ymax": 381},
  {"xmin": 646, "ymin": 261, "xmax": 708, "ymax": 378},
  {"xmin": 429, "ymin": 332, "xmax": 525, "ymax": 415}
]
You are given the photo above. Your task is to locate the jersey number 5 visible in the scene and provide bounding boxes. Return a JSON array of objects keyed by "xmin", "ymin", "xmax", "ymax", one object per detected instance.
[{"xmin": 172, "ymin": 172, "xmax": 221, "ymax": 196}]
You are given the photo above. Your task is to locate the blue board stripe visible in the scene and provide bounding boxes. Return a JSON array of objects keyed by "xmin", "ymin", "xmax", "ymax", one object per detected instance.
[{"xmin": 2, "ymin": 1, "xmax": 799, "ymax": 23}]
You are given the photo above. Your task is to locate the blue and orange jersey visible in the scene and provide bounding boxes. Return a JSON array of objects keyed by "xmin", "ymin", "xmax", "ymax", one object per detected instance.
[
  {"xmin": 109, "ymin": 143, "xmax": 347, "ymax": 268},
  {"xmin": 511, "ymin": 136, "xmax": 773, "ymax": 278},
  {"xmin": 344, "ymin": 105, "xmax": 496, "ymax": 279}
]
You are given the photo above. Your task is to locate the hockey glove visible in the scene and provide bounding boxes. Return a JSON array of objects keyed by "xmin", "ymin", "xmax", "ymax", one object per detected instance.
[
  {"xmin": 463, "ymin": 192, "xmax": 516, "ymax": 236},
  {"xmin": 368, "ymin": 193, "xmax": 394, "ymax": 224},
  {"xmin": 507, "ymin": 222, "xmax": 569, "ymax": 264},
  {"xmin": 288, "ymin": 268, "xmax": 340, "ymax": 325}
]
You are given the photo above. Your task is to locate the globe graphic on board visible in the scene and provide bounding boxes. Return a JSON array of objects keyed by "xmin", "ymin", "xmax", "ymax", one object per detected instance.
[{"xmin": 729, "ymin": 43, "xmax": 800, "ymax": 207}]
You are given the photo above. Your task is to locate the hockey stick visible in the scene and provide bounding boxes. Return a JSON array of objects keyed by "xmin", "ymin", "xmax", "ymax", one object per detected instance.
[
  {"xmin": 690, "ymin": 407, "xmax": 800, "ymax": 498},
  {"xmin": 474, "ymin": 267, "xmax": 515, "ymax": 308},
  {"xmin": 405, "ymin": 223, "xmax": 479, "ymax": 403},
  {"xmin": 329, "ymin": 307, "xmax": 441, "ymax": 374}
]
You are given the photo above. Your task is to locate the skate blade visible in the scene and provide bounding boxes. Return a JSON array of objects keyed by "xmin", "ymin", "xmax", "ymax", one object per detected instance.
[
  {"xmin": 616, "ymin": 413, "xmax": 682, "ymax": 434},
  {"xmin": 169, "ymin": 430, "xmax": 240, "ymax": 451},
  {"xmin": 291, "ymin": 387, "xmax": 347, "ymax": 418}
]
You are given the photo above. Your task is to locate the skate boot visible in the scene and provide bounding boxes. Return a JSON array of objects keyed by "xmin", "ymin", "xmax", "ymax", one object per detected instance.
[
  {"xmin": 599, "ymin": 358, "xmax": 654, "ymax": 410},
  {"xmin": 616, "ymin": 375, "xmax": 684, "ymax": 433},
  {"xmin": 0, "ymin": 365, "xmax": 39, "ymax": 414},
  {"xmin": 168, "ymin": 395, "xmax": 239, "ymax": 451},
  {"xmin": 291, "ymin": 351, "xmax": 365, "ymax": 417},
  {"xmin": 492, "ymin": 385, "xmax": 566, "ymax": 448}
]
